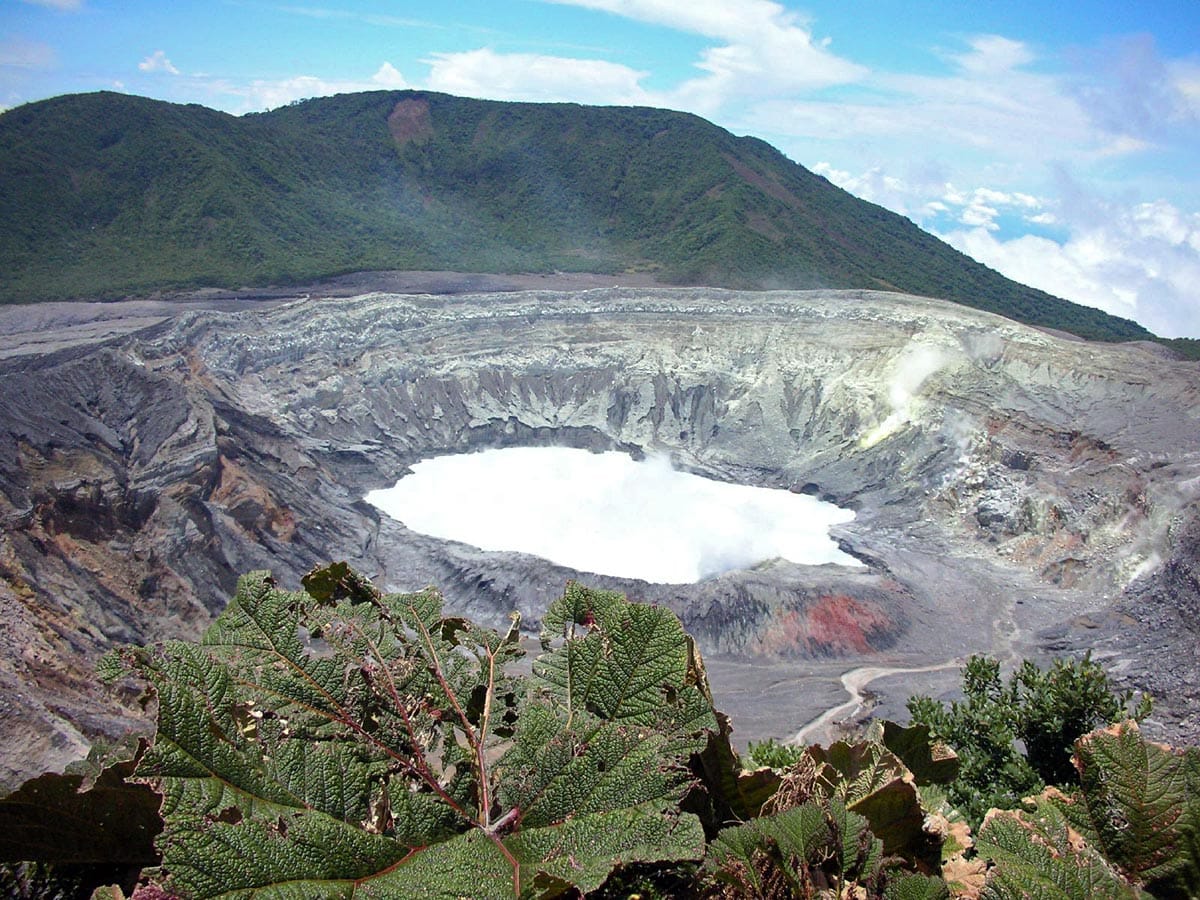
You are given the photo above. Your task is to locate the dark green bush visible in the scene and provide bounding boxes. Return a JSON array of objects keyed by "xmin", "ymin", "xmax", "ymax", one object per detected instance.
[{"xmin": 907, "ymin": 652, "xmax": 1150, "ymax": 826}]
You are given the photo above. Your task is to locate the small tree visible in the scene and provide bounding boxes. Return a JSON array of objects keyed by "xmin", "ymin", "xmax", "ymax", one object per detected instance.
[
  {"xmin": 907, "ymin": 652, "xmax": 1150, "ymax": 826},
  {"xmin": 1012, "ymin": 654, "xmax": 1152, "ymax": 787}
]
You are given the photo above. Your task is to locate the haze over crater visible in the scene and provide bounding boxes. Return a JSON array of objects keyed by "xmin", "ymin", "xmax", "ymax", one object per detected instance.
[{"xmin": 365, "ymin": 447, "xmax": 860, "ymax": 583}]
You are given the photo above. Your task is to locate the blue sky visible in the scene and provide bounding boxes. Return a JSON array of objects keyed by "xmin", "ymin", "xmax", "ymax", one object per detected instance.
[{"xmin": 4, "ymin": 0, "xmax": 1199, "ymax": 337}]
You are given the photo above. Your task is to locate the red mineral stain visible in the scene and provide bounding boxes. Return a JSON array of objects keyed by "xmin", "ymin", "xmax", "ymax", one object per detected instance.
[
  {"xmin": 750, "ymin": 594, "xmax": 893, "ymax": 657},
  {"xmin": 805, "ymin": 593, "xmax": 891, "ymax": 654},
  {"xmin": 751, "ymin": 609, "xmax": 807, "ymax": 655}
]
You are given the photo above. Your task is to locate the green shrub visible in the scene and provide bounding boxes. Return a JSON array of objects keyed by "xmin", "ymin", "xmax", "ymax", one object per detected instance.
[
  {"xmin": 95, "ymin": 566, "xmax": 717, "ymax": 898},
  {"xmin": 907, "ymin": 653, "xmax": 1150, "ymax": 826},
  {"xmin": 745, "ymin": 738, "xmax": 806, "ymax": 771}
]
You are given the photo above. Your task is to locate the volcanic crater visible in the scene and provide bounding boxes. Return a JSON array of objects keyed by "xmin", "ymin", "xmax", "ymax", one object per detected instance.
[{"xmin": 1, "ymin": 283, "xmax": 1198, "ymax": 788}]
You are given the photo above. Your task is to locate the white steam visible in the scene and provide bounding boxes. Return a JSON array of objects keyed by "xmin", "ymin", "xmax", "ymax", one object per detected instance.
[
  {"xmin": 365, "ymin": 447, "xmax": 861, "ymax": 583},
  {"xmin": 861, "ymin": 340, "xmax": 955, "ymax": 447}
]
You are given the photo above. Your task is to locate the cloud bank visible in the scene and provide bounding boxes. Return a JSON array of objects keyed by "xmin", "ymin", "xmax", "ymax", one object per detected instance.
[
  {"xmin": 813, "ymin": 160, "xmax": 1200, "ymax": 339},
  {"xmin": 365, "ymin": 447, "xmax": 860, "ymax": 583},
  {"xmin": 426, "ymin": 48, "xmax": 647, "ymax": 105},
  {"xmin": 239, "ymin": 62, "xmax": 407, "ymax": 112},
  {"xmin": 940, "ymin": 197, "xmax": 1200, "ymax": 339},
  {"xmin": 430, "ymin": 0, "xmax": 864, "ymax": 115}
]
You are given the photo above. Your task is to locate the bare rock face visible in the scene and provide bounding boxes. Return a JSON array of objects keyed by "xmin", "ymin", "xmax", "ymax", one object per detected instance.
[{"xmin": 1, "ymin": 287, "xmax": 1198, "ymax": 787}]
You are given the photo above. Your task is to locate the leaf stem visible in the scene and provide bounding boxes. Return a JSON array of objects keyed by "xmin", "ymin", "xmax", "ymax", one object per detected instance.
[{"xmin": 409, "ymin": 609, "xmax": 491, "ymax": 822}]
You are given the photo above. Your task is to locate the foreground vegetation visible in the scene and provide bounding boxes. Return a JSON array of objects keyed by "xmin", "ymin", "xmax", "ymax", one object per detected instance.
[
  {"xmin": 0, "ymin": 90, "xmax": 1166, "ymax": 349},
  {"xmin": 1, "ymin": 564, "xmax": 1195, "ymax": 898}
]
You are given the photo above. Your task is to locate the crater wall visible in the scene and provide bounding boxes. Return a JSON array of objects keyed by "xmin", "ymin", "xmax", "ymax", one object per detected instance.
[{"xmin": 2, "ymin": 287, "xmax": 1198, "ymax": 786}]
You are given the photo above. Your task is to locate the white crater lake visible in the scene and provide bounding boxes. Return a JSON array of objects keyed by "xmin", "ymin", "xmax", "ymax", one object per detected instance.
[{"xmin": 365, "ymin": 447, "xmax": 862, "ymax": 583}]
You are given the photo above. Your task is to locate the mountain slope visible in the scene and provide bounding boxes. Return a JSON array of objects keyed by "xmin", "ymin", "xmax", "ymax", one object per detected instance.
[{"xmin": 0, "ymin": 89, "xmax": 1152, "ymax": 342}]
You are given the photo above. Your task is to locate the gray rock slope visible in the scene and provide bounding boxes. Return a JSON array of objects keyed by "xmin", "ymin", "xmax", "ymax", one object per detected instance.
[{"xmin": 1, "ymin": 287, "xmax": 1198, "ymax": 787}]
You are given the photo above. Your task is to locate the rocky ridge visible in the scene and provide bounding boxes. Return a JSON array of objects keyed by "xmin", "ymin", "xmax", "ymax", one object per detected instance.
[{"xmin": 1, "ymin": 286, "xmax": 1197, "ymax": 788}]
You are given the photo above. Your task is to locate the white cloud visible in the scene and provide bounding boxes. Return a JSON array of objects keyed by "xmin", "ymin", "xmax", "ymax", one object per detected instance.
[
  {"xmin": 960, "ymin": 201, "xmax": 999, "ymax": 230},
  {"xmin": 940, "ymin": 196, "xmax": 1200, "ymax": 339},
  {"xmin": 814, "ymin": 157, "xmax": 1200, "ymax": 338},
  {"xmin": 813, "ymin": 165, "xmax": 1051, "ymax": 233},
  {"xmin": 370, "ymin": 62, "xmax": 406, "ymax": 89},
  {"xmin": 244, "ymin": 76, "xmax": 332, "ymax": 110},
  {"xmin": 541, "ymin": 0, "xmax": 864, "ymax": 114},
  {"xmin": 426, "ymin": 48, "xmax": 649, "ymax": 104},
  {"xmin": 951, "ymin": 35, "xmax": 1035, "ymax": 75},
  {"xmin": 422, "ymin": 1, "xmax": 863, "ymax": 114},
  {"xmin": 812, "ymin": 162, "xmax": 916, "ymax": 217},
  {"xmin": 954, "ymin": 187, "xmax": 1047, "ymax": 231},
  {"xmin": 974, "ymin": 188, "xmax": 1039, "ymax": 209},
  {"xmin": 233, "ymin": 62, "xmax": 408, "ymax": 111},
  {"xmin": 138, "ymin": 50, "xmax": 180, "ymax": 75}
]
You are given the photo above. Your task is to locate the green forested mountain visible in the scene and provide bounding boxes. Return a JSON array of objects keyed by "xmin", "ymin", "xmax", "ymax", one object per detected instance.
[{"xmin": 0, "ymin": 89, "xmax": 1154, "ymax": 342}]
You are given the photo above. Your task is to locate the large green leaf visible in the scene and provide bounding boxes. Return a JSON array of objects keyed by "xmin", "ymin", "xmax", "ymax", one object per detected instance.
[
  {"xmin": 882, "ymin": 873, "xmax": 951, "ymax": 900},
  {"xmin": 704, "ymin": 802, "xmax": 831, "ymax": 896},
  {"xmin": 506, "ymin": 802, "xmax": 705, "ymax": 897},
  {"xmin": 976, "ymin": 791, "xmax": 1144, "ymax": 899},
  {"xmin": 160, "ymin": 800, "xmax": 705, "ymax": 900},
  {"xmin": 498, "ymin": 704, "xmax": 696, "ymax": 827},
  {"xmin": 1071, "ymin": 721, "xmax": 1200, "ymax": 895},
  {"xmin": 111, "ymin": 567, "xmax": 714, "ymax": 898},
  {"xmin": 534, "ymin": 582, "xmax": 716, "ymax": 740},
  {"xmin": 156, "ymin": 810, "xmax": 415, "ymax": 899}
]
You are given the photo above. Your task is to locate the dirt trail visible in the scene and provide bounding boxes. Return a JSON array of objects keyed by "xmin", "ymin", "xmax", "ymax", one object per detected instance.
[
  {"xmin": 786, "ymin": 583, "xmax": 1037, "ymax": 747},
  {"xmin": 788, "ymin": 659, "xmax": 963, "ymax": 746}
]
